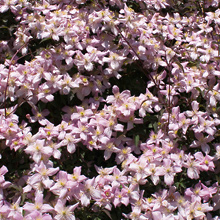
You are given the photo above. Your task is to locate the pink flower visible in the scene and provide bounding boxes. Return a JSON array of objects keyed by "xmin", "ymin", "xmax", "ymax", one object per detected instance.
[
  {"xmin": 185, "ymin": 101, "xmax": 205, "ymax": 124},
  {"xmin": 8, "ymin": 197, "xmax": 23, "ymax": 220},
  {"xmin": 156, "ymin": 158, "xmax": 181, "ymax": 186},
  {"xmin": 190, "ymin": 132, "xmax": 214, "ymax": 154},
  {"xmin": 58, "ymin": 132, "xmax": 80, "ymax": 154},
  {"xmin": 79, "ymin": 178, "xmax": 101, "ymax": 206},
  {"xmin": 194, "ymin": 152, "xmax": 215, "ymax": 171},
  {"xmin": 68, "ymin": 166, "xmax": 87, "ymax": 187},
  {"xmin": 103, "ymin": 52, "xmax": 126, "ymax": 70},
  {"xmin": 54, "ymin": 199, "xmax": 78, "ymax": 220},
  {"xmin": 200, "ymin": 183, "xmax": 217, "ymax": 202},
  {"xmin": 50, "ymin": 171, "xmax": 71, "ymax": 199},
  {"xmin": 184, "ymin": 197, "xmax": 213, "ymax": 219},
  {"xmin": 24, "ymin": 161, "xmax": 59, "ymax": 192},
  {"xmin": 184, "ymin": 154, "xmax": 201, "ymax": 179},
  {"xmin": 71, "ymin": 106, "xmax": 93, "ymax": 123},
  {"xmin": 25, "ymin": 211, "xmax": 53, "ymax": 220},
  {"xmin": 23, "ymin": 192, "xmax": 53, "ymax": 213},
  {"xmin": 25, "ymin": 139, "xmax": 53, "ymax": 163},
  {"xmin": 112, "ymin": 187, "xmax": 130, "ymax": 207},
  {"xmin": 74, "ymin": 51, "xmax": 96, "ymax": 71}
]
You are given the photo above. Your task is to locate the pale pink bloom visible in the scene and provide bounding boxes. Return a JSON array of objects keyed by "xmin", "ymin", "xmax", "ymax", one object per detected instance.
[
  {"xmin": 25, "ymin": 139, "xmax": 53, "ymax": 163},
  {"xmin": 8, "ymin": 197, "xmax": 23, "ymax": 220},
  {"xmin": 79, "ymin": 178, "xmax": 101, "ymax": 206},
  {"xmin": 123, "ymin": 206, "xmax": 148, "ymax": 220},
  {"xmin": 25, "ymin": 211, "xmax": 53, "ymax": 220},
  {"xmin": 24, "ymin": 161, "xmax": 59, "ymax": 193},
  {"xmin": 50, "ymin": 171, "xmax": 70, "ymax": 199},
  {"xmin": 0, "ymin": 200, "xmax": 10, "ymax": 219},
  {"xmin": 73, "ymin": 51, "xmax": 96, "ymax": 71},
  {"xmin": 194, "ymin": 152, "xmax": 215, "ymax": 171},
  {"xmin": 112, "ymin": 187, "xmax": 130, "ymax": 207},
  {"xmin": 115, "ymin": 146, "xmax": 132, "ymax": 164},
  {"xmin": 103, "ymin": 52, "xmax": 126, "ymax": 70},
  {"xmin": 39, "ymin": 121, "xmax": 59, "ymax": 140},
  {"xmin": 128, "ymin": 172, "xmax": 148, "ymax": 186},
  {"xmin": 117, "ymin": 101, "xmax": 136, "ymax": 117},
  {"xmin": 43, "ymin": 71, "xmax": 62, "ymax": 90},
  {"xmin": 159, "ymin": 85, "xmax": 179, "ymax": 103},
  {"xmin": 165, "ymin": 48, "xmax": 176, "ymax": 63},
  {"xmin": 68, "ymin": 166, "xmax": 87, "ymax": 186},
  {"xmin": 94, "ymin": 186, "xmax": 113, "ymax": 210},
  {"xmin": 123, "ymin": 184, "xmax": 140, "ymax": 202},
  {"xmin": 214, "ymin": 144, "xmax": 220, "ymax": 160},
  {"xmin": 54, "ymin": 199, "xmax": 78, "ymax": 220},
  {"xmin": 91, "ymin": 125, "xmax": 111, "ymax": 144},
  {"xmin": 200, "ymin": 183, "xmax": 217, "ymax": 202},
  {"xmin": 41, "ymin": 23, "xmax": 62, "ymax": 41},
  {"xmin": 75, "ymin": 121, "xmax": 90, "ymax": 141},
  {"xmin": 57, "ymin": 121, "xmax": 70, "ymax": 140},
  {"xmin": 171, "ymin": 150, "xmax": 185, "ymax": 166},
  {"xmin": 47, "ymin": 140, "xmax": 61, "ymax": 159},
  {"xmin": 190, "ymin": 132, "xmax": 214, "ymax": 154},
  {"xmin": 206, "ymin": 83, "xmax": 220, "ymax": 106},
  {"xmin": 185, "ymin": 181, "xmax": 203, "ymax": 200},
  {"xmin": 128, "ymin": 156, "xmax": 148, "ymax": 176},
  {"xmin": 178, "ymin": 113, "xmax": 191, "ymax": 134},
  {"xmin": 146, "ymin": 163, "xmax": 160, "ymax": 185},
  {"xmin": 185, "ymin": 101, "xmax": 205, "ymax": 124},
  {"xmin": 106, "ymin": 85, "xmax": 131, "ymax": 104},
  {"xmin": 0, "ymin": 0, "xmax": 18, "ymax": 13},
  {"xmin": 205, "ymin": 10, "xmax": 220, "ymax": 23},
  {"xmin": 184, "ymin": 155, "xmax": 201, "ymax": 179},
  {"xmin": 0, "ymin": 166, "xmax": 11, "ymax": 200},
  {"xmin": 59, "ymin": 133, "xmax": 80, "ymax": 154},
  {"xmin": 195, "ymin": 116, "xmax": 216, "ymax": 136},
  {"xmin": 100, "ymin": 141, "xmax": 120, "ymax": 160},
  {"xmin": 35, "ymin": 0, "xmax": 58, "ymax": 14},
  {"xmin": 198, "ymin": 46, "xmax": 218, "ymax": 62},
  {"xmin": 37, "ymin": 83, "xmax": 54, "ymax": 103},
  {"xmin": 185, "ymin": 197, "xmax": 212, "ymax": 220},
  {"xmin": 156, "ymin": 159, "xmax": 181, "ymax": 186},
  {"xmin": 111, "ymin": 167, "xmax": 128, "ymax": 187},
  {"xmin": 139, "ymin": 100, "xmax": 154, "ymax": 116},
  {"xmin": 71, "ymin": 106, "xmax": 93, "ymax": 123},
  {"xmin": 95, "ymin": 165, "xmax": 115, "ymax": 182},
  {"xmin": 23, "ymin": 192, "xmax": 53, "ymax": 213},
  {"xmin": 147, "ymin": 129, "xmax": 164, "ymax": 145},
  {"xmin": 61, "ymin": 74, "xmax": 79, "ymax": 95}
]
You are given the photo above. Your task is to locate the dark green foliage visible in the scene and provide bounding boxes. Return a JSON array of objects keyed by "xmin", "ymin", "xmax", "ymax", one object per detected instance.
[{"xmin": 0, "ymin": 10, "xmax": 17, "ymax": 41}]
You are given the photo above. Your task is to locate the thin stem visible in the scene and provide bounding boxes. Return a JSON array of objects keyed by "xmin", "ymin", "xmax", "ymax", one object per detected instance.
[
  {"xmin": 4, "ymin": 44, "xmax": 27, "ymax": 117},
  {"xmin": 116, "ymin": 26, "xmax": 160, "ymax": 89}
]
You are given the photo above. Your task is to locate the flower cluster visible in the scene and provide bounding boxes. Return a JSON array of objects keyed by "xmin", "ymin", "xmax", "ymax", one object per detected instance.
[{"xmin": 0, "ymin": 0, "xmax": 220, "ymax": 219}]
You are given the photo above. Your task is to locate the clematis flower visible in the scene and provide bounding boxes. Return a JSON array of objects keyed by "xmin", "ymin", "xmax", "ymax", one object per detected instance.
[
  {"xmin": 79, "ymin": 178, "xmax": 101, "ymax": 206},
  {"xmin": 25, "ymin": 211, "xmax": 53, "ymax": 220},
  {"xmin": 50, "ymin": 171, "xmax": 71, "ymax": 199},
  {"xmin": 54, "ymin": 199, "xmax": 78, "ymax": 220},
  {"xmin": 184, "ymin": 154, "xmax": 201, "ymax": 179},
  {"xmin": 190, "ymin": 132, "xmax": 214, "ymax": 154},
  {"xmin": 103, "ymin": 52, "xmax": 126, "ymax": 70},
  {"xmin": 112, "ymin": 187, "xmax": 130, "ymax": 207},
  {"xmin": 23, "ymin": 191, "xmax": 53, "ymax": 213},
  {"xmin": 25, "ymin": 139, "xmax": 53, "ymax": 163},
  {"xmin": 156, "ymin": 159, "xmax": 182, "ymax": 185},
  {"xmin": 8, "ymin": 197, "xmax": 23, "ymax": 220}
]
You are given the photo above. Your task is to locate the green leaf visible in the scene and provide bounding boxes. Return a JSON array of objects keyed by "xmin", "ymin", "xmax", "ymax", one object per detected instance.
[
  {"xmin": 39, "ymin": 37, "xmax": 52, "ymax": 44},
  {"xmin": 134, "ymin": 135, "xmax": 139, "ymax": 147}
]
